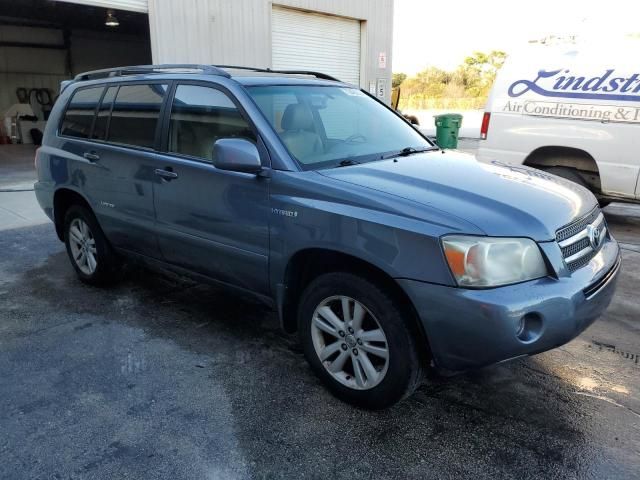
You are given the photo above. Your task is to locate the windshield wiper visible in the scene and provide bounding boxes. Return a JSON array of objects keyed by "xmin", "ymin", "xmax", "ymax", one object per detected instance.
[
  {"xmin": 380, "ymin": 146, "xmax": 438, "ymax": 160},
  {"xmin": 337, "ymin": 159, "xmax": 361, "ymax": 167}
]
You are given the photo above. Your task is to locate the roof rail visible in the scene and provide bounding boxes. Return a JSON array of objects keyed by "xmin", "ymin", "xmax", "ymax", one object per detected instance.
[
  {"xmin": 73, "ymin": 64, "xmax": 231, "ymax": 82},
  {"xmin": 214, "ymin": 65, "xmax": 341, "ymax": 82}
]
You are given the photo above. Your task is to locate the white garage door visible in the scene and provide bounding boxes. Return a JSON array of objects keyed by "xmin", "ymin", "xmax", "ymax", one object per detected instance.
[
  {"xmin": 271, "ymin": 7, "xmax": 361, "ymax": 86},
  {"xmin": 54, "ymin": 0, "xmax": 148, "ymax": 13}
]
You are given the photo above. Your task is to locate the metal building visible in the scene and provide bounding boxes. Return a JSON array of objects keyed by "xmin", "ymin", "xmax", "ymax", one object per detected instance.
[
  {"xmin": 147, "ymin": 0, "xmax": 394, "ymax": 101},
  {"xmin": 0, "ymin": 0, "xmax": 393, "ymax": 144}
]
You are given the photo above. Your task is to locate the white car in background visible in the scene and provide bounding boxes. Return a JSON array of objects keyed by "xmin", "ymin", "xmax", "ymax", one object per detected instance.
[{"xmin": 477, "ymin": 41, "xmax": 640, "ymax": 205}]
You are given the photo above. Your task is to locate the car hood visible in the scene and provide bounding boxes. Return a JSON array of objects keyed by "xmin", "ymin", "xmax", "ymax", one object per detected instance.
[{"xmin": 317, "ymin": 151, "xmax": 597, "ymax": 241}]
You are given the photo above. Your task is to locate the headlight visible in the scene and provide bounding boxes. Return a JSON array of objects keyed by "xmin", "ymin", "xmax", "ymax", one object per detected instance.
[{"xmin": 442, "ymin": 236, "xmax": 548, "ymax": 287}]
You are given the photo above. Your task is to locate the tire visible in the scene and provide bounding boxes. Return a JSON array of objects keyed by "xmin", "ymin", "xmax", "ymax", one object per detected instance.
[
  {"xmin": 298, "ymin": 272, "xmax": 423, "ymax": 409},
  {"xmin": 543, "ymin": 166, "xmax": 589, "ymax": 189},
  {"xmin": 63, "ymin": 205, "xmax": 121, "ymax": 286},
  {"xmin": 543, "ymin": 166, "xmax": 611, "ymax": 207}
]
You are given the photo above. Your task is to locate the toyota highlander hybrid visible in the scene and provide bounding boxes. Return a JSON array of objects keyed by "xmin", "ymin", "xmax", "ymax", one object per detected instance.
[{"xmin": 34, "ymin": 65, "xmax": 621, "ymax": 409}]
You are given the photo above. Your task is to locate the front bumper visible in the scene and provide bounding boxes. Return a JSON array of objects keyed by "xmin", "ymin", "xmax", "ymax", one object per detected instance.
[{"xmin": 399, "ymin": 238, "xmax": 621, "ymax": 372}]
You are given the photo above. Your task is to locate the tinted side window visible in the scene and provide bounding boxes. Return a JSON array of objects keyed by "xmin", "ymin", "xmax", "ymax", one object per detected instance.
[
  {"xmin": 107, "ymin": 84, "xmax": 168, "ymax": 149},
  {"xmin": 168, "ymin": 85, "xmax": 256, "ymax": 161},
  {"xmin": 92, "ymin": 86, "xmax": 117, "ymax": 141},
  {"xmin": 60, "ymin": 87, "xmax": 104, "ymax": 139}
]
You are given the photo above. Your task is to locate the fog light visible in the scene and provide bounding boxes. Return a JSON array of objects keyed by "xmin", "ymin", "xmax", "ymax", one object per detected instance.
[
  {"xmin": 516, "ymin": 316, "xmax": 526, "ymax": 337},
  {"xmin": 516, "ymin": 313, "xmax": 543, "ymax": 343}
]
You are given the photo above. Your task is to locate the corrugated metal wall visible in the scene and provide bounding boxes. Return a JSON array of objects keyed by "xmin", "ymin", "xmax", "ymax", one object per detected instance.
[{"xmin": 147, "ymin": 0, "xmax": 394, "ymax": 102}]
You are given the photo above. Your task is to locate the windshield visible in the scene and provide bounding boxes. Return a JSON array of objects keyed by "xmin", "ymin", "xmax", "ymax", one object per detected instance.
[{"xmin": 247, "ymin": 85, "xmax": 433, "ymax": 170}]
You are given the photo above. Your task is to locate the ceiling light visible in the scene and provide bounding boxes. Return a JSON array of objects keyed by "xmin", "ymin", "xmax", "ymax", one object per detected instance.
[{"xmin": 105, "ymin": 9, "xmax": 119, "ymax": 27}]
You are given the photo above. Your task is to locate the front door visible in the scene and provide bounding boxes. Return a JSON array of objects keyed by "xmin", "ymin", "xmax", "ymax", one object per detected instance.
[{"xmin": 152, "ymin": 83, "xmax": 270, "ymax": 294}]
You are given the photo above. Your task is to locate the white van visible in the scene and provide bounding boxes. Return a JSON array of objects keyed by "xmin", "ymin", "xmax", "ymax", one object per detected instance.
[{"xmin": 477, "ymin": 41, "xmax": 640, "ymax": 205}]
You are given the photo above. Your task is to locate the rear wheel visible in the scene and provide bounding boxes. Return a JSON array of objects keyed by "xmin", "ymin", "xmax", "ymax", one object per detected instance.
[
  {"xmin": 63, "ymin": 205, "xmax": 121, "ymax": 285},
  {"xmin": 298, "ymin": 272, "xmax": 423, "ymax": 409},
  {"xmin": 542, "ymin": 166, "xmax": 610, "ymax": 207},
  {"xmin": 544, "ymin": 166, "xmax": 588, "ymax": 188}
]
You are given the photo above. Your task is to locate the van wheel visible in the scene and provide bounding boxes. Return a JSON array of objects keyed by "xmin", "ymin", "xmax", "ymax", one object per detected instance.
[
  {"xmin": 298, "ymin": 272, "xmax": 423, "ymax": 409},
  {"xmin": 543, "ymin": 166, "xmax": 610, "ymax": 207},
  {"xmin": 63, "ymin": 205, "xmax": 121, "ymax": 286},
  {"xmin": 544, "ymin": 166, "xmax": 588, "ymax": 189}
]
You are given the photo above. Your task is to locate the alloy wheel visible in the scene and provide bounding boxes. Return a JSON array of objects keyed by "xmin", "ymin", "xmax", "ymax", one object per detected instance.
[
  {"xmin": 310, "ymin": 295, "xmax": 389, "ymax": 390},
  {"xmin": 68, "ymin": 218, "xmax": 98, "ymax": 275}
]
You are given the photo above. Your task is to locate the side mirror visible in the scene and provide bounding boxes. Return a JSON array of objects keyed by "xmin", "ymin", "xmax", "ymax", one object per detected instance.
[{"xmin": 213, "ymin": 138, "xmax": 262, "ymax": 174}]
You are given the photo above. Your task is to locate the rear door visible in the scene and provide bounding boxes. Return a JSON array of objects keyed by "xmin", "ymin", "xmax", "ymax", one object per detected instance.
[
  {"xmin": 58, "ymin": 82, "xmax": 168, "ymax": 257},
  {"xmin": 152, "ymin": 82, "xmax": 270, "ymax": 294}
]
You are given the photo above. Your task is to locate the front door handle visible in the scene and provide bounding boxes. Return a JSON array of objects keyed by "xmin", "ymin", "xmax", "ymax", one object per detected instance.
[
  {"xmin": 154, "ymin": 168, "xmax": 179, "ymax": 180},
  {"xmin": 83, "ymin": 151, "xmax": 100, "ymax": 162}
]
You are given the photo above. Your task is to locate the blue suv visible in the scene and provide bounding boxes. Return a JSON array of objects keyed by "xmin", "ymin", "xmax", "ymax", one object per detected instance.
[{"xmin": 35, "ymin": 65, "xmax": 621, "ymax": 409}]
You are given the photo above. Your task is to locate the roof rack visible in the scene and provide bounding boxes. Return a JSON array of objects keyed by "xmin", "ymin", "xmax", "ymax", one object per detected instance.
[
  {"xmin": 214, "ymin": 65, "xmax": 341, "ymax": 82},
  {"xmin": 74, "ymin": 64, "xmax": 231, "ymax": 81},
  {"xmin": 72, "ymin": 64, "xmax": 341, "ymax": 83}
]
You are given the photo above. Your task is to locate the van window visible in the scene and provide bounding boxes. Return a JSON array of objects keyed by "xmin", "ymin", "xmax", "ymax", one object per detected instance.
[
  {"xmin": 92, "ymin": 86, "xmax": 117, "ymax": 141},
  {"xmin": 107, "ymin": 83, "xmax": 168, "ymax": 149},
  {"xmin": 168, "ymin": 85, "xmax": 255, "ymax": 161},
  {"xmin": 60, "ymin": 87, "xmax": 104, "ymax": 139}
]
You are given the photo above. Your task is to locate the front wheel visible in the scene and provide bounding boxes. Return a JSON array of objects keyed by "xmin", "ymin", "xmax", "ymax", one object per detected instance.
[{"xmin": 298, "ymin": 272, "xmax": 423, "ymax": 409}]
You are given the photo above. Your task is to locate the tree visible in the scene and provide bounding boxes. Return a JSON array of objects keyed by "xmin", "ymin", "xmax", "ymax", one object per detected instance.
[
  {"xmin": 392, "ymin": 72, "xmax": 407, "ymax": 88},
  {"xmin": 459, "ymin": 50, "xmax": 507, "ymax": 97},
  {"xmin": 395, "ymin": 50, "xmax": 507, "ymax": 109}
]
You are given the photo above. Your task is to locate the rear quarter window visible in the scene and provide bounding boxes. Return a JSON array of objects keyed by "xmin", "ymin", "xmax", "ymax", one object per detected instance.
[{"xmin": 60, "ymin": 87, "xmax": 104, "ymax": 139}]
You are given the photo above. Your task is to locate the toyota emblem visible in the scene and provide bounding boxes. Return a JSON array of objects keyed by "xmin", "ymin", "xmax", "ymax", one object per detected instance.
[{"xmin": 587, "ymin": 224, "xmax": 604, "ymax": 250}]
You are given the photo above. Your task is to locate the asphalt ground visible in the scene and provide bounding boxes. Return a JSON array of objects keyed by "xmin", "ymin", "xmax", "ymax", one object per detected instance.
[{"xmin": 0, "ymin": 145, "xmax": 639, "ymax": 479}]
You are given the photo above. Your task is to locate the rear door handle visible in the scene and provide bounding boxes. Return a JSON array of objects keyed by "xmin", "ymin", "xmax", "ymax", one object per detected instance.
[
  {"xmin": 83, "ymin": 151, "xmax": 100, "ymax": 162},
  {"xmin": 154, "ymin": 168, "xmax": 179, "ymax": 180}
]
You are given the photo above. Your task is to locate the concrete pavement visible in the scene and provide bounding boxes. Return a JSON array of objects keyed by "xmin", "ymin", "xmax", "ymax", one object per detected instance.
[
  {"xmin": 0, "ymin": 144, "xmax": 49, "ymax": 231},
  {"xmin": 0, "ymin": 143, "xmax": 638, "ymax": 479},
  {"xmin": 0, "ymin": 210, "xmax": 638, "ymax": 479}
]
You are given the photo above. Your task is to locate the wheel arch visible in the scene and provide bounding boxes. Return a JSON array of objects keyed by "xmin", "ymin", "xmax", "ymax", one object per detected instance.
[
  {"xmin": 53, "ymin": 188, "xmax": 93, "ymax": 241},
  {"xmin": 278, "ymin": 247, "xmax": 432, "ymax": 363},
  {"xmin": 523, "ymin": 146, "xmax": 603, "ymax": 193},
  {"xmin": 524, "ymin": 146, "xmax": 599, "ymax": 172}
]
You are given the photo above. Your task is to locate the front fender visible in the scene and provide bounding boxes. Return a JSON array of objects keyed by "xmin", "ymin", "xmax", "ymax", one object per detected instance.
[{"xmin": 268, "ymin": 171, "xmax": 475, "ymax": 292}]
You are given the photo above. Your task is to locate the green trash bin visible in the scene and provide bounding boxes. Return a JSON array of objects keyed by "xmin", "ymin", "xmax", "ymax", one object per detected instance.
[{"xmin": 434, "ymin": 113, "xmax": 463, "ymax": 149}]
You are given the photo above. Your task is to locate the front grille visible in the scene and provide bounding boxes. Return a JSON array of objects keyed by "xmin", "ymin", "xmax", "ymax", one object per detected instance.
[
  {"xmin": 556, "ymin": 207, "xmax": 601, "ymax": 243},
  {"xmin": 556, "ymin": 207, "xmax": 607, "ymax": 272},
  {"xmin": 561, "ymin": 237, "xmax": 590, "ymax": 259},
  {"xmin": 568, "ymin": 251, "xmax": 597, "ymax": 272}
]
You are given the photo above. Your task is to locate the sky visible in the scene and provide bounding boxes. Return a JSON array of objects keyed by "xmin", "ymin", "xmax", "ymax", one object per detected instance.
[{"xmin": 392, "ymin": 0, "xmax": 640, "ymax": 74}]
